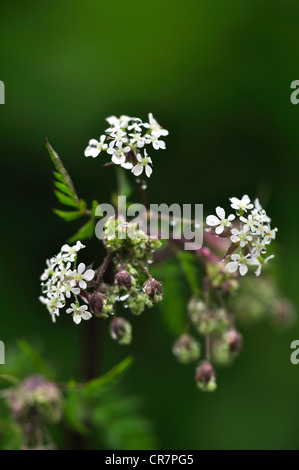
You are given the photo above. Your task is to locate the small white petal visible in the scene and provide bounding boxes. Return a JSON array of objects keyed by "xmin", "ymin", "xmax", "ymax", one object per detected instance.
[
  {"xmin": 83, "ymin": 269, "xmax": 95, "ymax": 281},
  {"xmin": 77, "ymin": 263, "xmax": 85, "ymax": 274},
  {"xmin": 79, "ymin": 280, "xmax": 87, "ymax": 289},
  {"xmin": 215, "ymin": 225, "xmax": 224, "ymax": 234},
  {"xmin": 81, "ymin": 311, "xmax": 92, "ymax": 321},
  {"xmin": 239, "ymin": 264, "xmax": 248, "ymax": 276},
  {"xmin": 73, "ymin": 314, "xmax": 82, "ymax": 324},
  {"xmin": 216, "ymin": 206, "xmax": 225, "ymax": 220},
  {"xmin": 132, "ymin": 164, "xmax": 144, "ymax": 176},
  {"xmin": 206, "ymin": 215, "xmax": 220, "ymax": 226},
  {"xmin": 226, "ymin": 262, "xmax": 238, "ymax": 273},
  {"xmin": 145, "ymin": 165, "xmax": 152, "ymax": 178}
]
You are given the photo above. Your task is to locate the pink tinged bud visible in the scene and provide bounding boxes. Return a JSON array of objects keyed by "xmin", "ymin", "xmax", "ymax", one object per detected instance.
[
  {"xmin": 195, "ymin": 362, "xmax": 217, "ymax": 392},
  {"xmin": 143, "ymin": 278, "xmax": 163, "ymax": 301},
  {"xmin": 110, "ymin": 317, "xmax": 132, "ymax": 345},
  {"xmin": 225, "ymin": 329, "xmax": 243, "ymax": 355},
  {"xmin": 115, "ymin": 270, "xmax": 132, "ymax": 291},
  {"xmin": 89, "ymin": 292, "xmax": 104, "ymax": 316}
]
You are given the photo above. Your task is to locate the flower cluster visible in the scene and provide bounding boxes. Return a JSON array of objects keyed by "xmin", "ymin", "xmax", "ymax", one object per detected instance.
[
  {"xmin": 39, "ymin": 241, "xmax": 95, "ymax": 324},
  {"xmin": 84, "ymin": 113, "xmax": 168, "ymax": 178},
  {"xmin": 206, "ymin": 195, "xmax": 277, "ymax": 277}
]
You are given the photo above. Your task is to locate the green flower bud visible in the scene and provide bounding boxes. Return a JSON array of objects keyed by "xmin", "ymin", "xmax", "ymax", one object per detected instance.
[
  {"xmin": 110, "ymin": 317, "xmax": 132, "ymax": 345},
  {"xmin": 195, "ymin": 362, "xmax": 217, "ymax": 392},
  {"xmin": 173, "ymin": 334, "xmax": 201, "ymax": 365}
]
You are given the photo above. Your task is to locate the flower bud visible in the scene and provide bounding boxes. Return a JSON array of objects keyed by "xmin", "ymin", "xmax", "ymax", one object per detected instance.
[
  {"xmin": 89, "ymin": 292, "xmax": 104, "ymax": 317},
  {"xmin": 110, "ymin": 317, "xmax": 132, "ymax": 345},
  {"xmin": 8, "ymin": 375, "xmax": 63, "ymax": 424},
  {"xmin": 115, "ymin": 270, "xmax": 132, "ymax": 291},
  {"xmin": 271, "ymin": 298, "xmax": 296, "ymax": 327},
  {"xmin": 195, "ymin": 362, "xmax": 217, "ymax": 392},
  {"xmin": 143, "ymin": 278, "xmax": 163, "ymax": 302},
  {"xmin": 224, "ymin": 329, "xmax": 243, "ymax": 355},
  {"xmin": 172, "ymin": 334, "xmax": 201, "ymax": 364}
]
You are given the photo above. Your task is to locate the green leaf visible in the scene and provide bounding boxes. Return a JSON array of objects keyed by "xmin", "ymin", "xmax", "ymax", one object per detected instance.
[
  {"xmin": 46, "ymin": 139, "xmax": 79, "ymax": 206},
  {"xmin": 54, "ymin": 181, "xmax": 76, "ymax": 198},
  {"xmin": 83, "ymin": 356, "xmax": 134, "ymax": 393},
  {"xmin": 0, "ymin": 374, "xmax": 20, "ymax": 386},
  {"xmin": 53, "ymin": 209, "xmax": 86, "ymax": 222},
  {"xmin": 63, "ymin": 389, "xmax": 89, "ymax": 435},
  {"xmin": 17, "ymin": 339, "xmax": 55, "ymax": 381},
  {"xmin": 91, "ymin": 200, "xmax": 101, "ymax": 218},
  {"xmin": 54, "ymin": 190, "xmax": 79, "ymax": 208},
  {"xmin": 68, "ymin": 218, "xmax": 95, "ymax": 243},
  {"xmin": 176, "ymin": 250, "xmax": 201, "ymax": 295},
  {"xmin": 152, "ymin": 260, "xmax": 186, "ymax": 336}
]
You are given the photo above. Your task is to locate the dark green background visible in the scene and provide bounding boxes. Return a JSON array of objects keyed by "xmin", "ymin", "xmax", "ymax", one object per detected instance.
[{"xmin": 1, "ymin": 0, "xmax": 299, "ymax": 449}]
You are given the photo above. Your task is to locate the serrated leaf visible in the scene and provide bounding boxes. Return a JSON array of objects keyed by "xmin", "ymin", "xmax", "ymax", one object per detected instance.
[
  {"xmin": 83, "ymin": 356, "xmax": 134, "ymax": 393},
  {"xmin": 45, "ymin": 139, "xmax": 79, "ymax": 205},
  {"xmin": 17, "ymin": 339, "xmax": 55, "ymax": 381},
  {"xmin": 54, "ymin": 190, "xmax": 79, "ymax": 208},
  {"xmin": 68, "ymin": 218, "xmax": 95, "ymax": 243},
  {"xmin": 53, "ymin": 209, "xmax": 86, "ymax": 222},
  {"xmin": 54, "ymin": 181, "xmax": 76, "ymax": 199}
]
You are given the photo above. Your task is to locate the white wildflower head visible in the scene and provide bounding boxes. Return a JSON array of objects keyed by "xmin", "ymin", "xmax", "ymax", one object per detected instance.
[
  {"xmin": 206, "ymin": 195, "xmax": 277, "ymax": 277},
  {"xmin": 84, "ymin": 113, "xmax": 168, "ymax": 178},
  {"xmin": 39, "ymin": 242, "xmax": 95, "ymax": 324},
  {"xmin": 66, "ymin": 303, "xmax": 92, "ymax": 325},
  {"xmin": 206, "ymin": 206, "xmax": 235, "ymax": 235}
]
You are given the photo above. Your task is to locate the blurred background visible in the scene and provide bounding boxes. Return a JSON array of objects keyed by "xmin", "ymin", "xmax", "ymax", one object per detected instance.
[{"xmin": 1, "ymin": 0, "xmax": 299, "ymax": 450}]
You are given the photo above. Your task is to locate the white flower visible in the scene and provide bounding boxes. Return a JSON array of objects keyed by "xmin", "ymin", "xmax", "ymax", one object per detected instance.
[
  {"xmin": 52, "ymin": 251, "xmax": 70, "ymax": 267},
  {"xmin": 40, "ymin": 259, "xmax": 55, "ymax": 281},
  {"xmin": 48, "ymin": 281, "xmax": 66, "ymax": 300},
  {"xmin": 64, "ymin": 280, "xmax": 80, "ymax": 298},
  {"xmin": 56, "ymin": 262, "xmax": 72, "ymax": 280},
  {"xmin": 127, "ymin": 120, "xmax": 143, "ymax": 132},
  {"xmin": 145, "ymin": 133, "xmax": 166, "ymax": 150},
  {"xmin": 84, "ymin": 136, "xmax": 108, "ymax": 158},
  {"xmin": 39, "ymin": 296, "xmax": 65, "ymax": 323},
  {"xmin": 254, "ymin": 198, "xmax": 271, "ymax": 223},
  {"xmin": 108, "ymin": 130, "xmax": 128, "ymax": 148},
  {"xmin": 251, "ymin": 255, "xmax": 275, "ymax": 276},
  {"xmin": 132, "ymin": 150, "xmax": 153, "ymax": 178},
  {"xmin": 107, "ymin": 145, "xmax": 130, "ymax": 165},
  {"xmin": 263, "ymin": 226, "xmax": 278, "ymax": 244},
  {"xmin": 66, "ymin": 303, "xmax": 92, "ymax": 325},
  {"xmin": 143, "ymin": 113, "xmax": 169, "ymax": 138},
  {"xmin": 129, "ymin": 132, "xmax": 145, "ymax": 148},
  {"xmin": 239, "ymin": 214, "xmax": 258, "ymax": 233},
  {"xmin": 206, "ymin": 207, "xmax": 235, "ymax": 235},
  {"xmin": 106, "ymin": 115, "xmax": 131, "ymax": 133},
  {"xmin": 230, "ymin": 195, "xmax": 254, "ymax": 213},
  {"xmin": 72, "ymin": 263, "xmax": 95, "ymax": 289},
  {"xmin": 226, "ymin": 254, "xmax": 251, "ymax": 276},
  {"xmin": 251, "ymin": 238, "xmax": 267, "ymax": 257},
  {"xmin": 61, "ymin": 241, "xmax": 85, "ymax": 257},
  {"xmin": 230, "ymin": 227, "xmax": 252, "ymax": 247}
]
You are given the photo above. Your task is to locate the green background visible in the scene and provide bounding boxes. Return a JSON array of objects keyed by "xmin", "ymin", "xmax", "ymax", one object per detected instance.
[{"xmin": 1, "ymin": 0, "xmax": 299, "ymax": 449}]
